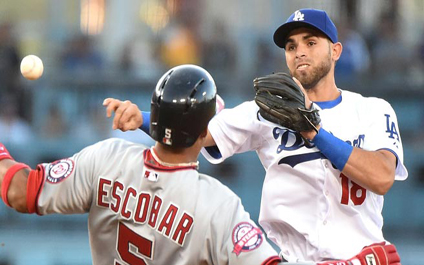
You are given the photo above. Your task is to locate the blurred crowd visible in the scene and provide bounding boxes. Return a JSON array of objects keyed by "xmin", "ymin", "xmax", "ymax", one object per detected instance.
[
  {"xmin": 1, "ymin": 4, "xmax": 424, "ymax": 264},
  {"xmin": 1, "ymin": 8, "xmax": 424, "ymax": 155}
]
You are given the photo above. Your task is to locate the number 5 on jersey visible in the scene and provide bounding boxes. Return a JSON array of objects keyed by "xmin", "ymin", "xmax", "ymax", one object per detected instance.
[{"xmin": 116, "ymin": 222, "xmax": 153, "ymax": 265}]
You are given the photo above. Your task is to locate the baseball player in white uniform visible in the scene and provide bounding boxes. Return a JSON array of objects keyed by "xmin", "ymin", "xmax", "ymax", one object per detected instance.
[
  {"xmin": 205, "ymin": 8, "xmax": 408, "ymax": 262},
  {"xmin": 0, "ymin": 65, "xmax": 281, "ymax": 265},
  {"xmin": 103, "ymin": 9, "xmax": 408, "ymax": 264}
]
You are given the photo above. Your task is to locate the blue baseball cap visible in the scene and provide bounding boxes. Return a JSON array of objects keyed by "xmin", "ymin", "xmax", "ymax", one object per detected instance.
[{"xmin": 273, "ymin": 8, "xmax": 338, "ymax": 49}]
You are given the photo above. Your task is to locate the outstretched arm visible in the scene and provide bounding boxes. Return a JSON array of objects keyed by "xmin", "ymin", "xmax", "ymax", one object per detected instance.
[{"xmin": 103, "ymin": 97, "xmax": 219, "ymax": 147}]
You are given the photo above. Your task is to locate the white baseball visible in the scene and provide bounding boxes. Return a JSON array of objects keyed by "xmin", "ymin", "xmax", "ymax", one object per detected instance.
[{"xmin": 20, "ymin": 55, "xmax": 44, "ymax": 80}]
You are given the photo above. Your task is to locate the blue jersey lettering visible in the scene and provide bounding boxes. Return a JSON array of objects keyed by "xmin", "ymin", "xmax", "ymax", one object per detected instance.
[
  {"xmin": 385, "ymin": 114, "xmax": 399, "ymax": 141},
  {"xmin": 278, "ymin": 152, "xmax": 325, "ymax": 167},
  {"xmin": 273, "ymin": 127, "xmax": 314, "ymax": 153}
]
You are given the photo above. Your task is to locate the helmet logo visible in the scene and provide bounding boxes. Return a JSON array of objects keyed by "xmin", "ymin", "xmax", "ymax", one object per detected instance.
[{"xmin": 163, "ymin": 128, "xmax": 173, "ymax": 145}]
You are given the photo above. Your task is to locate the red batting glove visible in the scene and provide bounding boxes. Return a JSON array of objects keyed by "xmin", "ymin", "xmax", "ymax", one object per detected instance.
[
  {"xmin": 348, "ymin": 242, "xmax": 401, "ymax": 265},
  {"xmin": 318, "ymin": 242, "xmax": 401, "ymax": 265},
  {"xmin": 0, "ymin": 143, "xmax": 13, "ymax": 161}
]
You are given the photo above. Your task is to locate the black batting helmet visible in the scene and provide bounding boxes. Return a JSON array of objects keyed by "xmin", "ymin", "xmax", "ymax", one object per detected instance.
[{"xmin": 150, "ymin": 64, "xmax": 217, "ymax": 148}]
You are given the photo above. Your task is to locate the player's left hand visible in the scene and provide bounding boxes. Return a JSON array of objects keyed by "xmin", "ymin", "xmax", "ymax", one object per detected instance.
[
  {"xmin": 103, "ymin": 98, "xmax": 143, "ymax": 131},
  {"xmin": 318, "ymin": 242, "xmax": 401, "ymax": 265},
  {"xmin": 254, "ymin": 72, "xmax": 321, "ymax": 133}
]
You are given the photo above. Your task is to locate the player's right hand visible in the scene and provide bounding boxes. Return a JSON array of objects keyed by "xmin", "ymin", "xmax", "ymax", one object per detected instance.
[
  {"xmin": 103, "ymin": 98, "xmax": 143, "ymax": 131},
  {"xmin": 292, "ymin": 77, "xmax": 312, "ymax": 109}
]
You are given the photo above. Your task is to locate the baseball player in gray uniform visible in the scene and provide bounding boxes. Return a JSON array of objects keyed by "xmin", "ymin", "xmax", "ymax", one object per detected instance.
[{"xmin": 0, "ymin": 65, "xmax": 281, "ymax": 265}]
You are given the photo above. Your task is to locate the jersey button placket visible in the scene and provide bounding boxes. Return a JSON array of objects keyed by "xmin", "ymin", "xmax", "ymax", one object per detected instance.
[{"xmin": 319, "ymin": 159, "xmax": 331, "ymax": 253}]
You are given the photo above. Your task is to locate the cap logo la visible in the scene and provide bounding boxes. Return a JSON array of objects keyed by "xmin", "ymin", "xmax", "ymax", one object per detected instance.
[{"xmin": 293, "ymin": 10, "xmax": 304, "ymax": 21}]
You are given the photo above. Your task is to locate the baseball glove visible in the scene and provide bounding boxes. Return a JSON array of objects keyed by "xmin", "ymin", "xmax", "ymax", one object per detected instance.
[{"xmin": 254, "ymin": 72, "xmax": 321, "ymax": 132}]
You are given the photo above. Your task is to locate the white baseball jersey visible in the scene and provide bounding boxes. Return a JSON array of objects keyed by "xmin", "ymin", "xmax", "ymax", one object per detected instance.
[
  {"xmin": 201, "ymin": 89, "xmax": 408, "ymax": 262},
  {"xmin": 28, "ymin": 138, "xmax": 280, "ymax": 265}
]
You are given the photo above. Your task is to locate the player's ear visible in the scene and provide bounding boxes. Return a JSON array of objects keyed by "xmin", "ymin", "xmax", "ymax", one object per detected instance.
[
  {"xmin": 199, "ymin": 127, "xmax": 208, "ymax": 139},
  {"xmin": 193, "ymin": 128, "xmax": 208, "ymax": 149},
  {"xmin": 332, "ymin": 41, "xmax": 342, "ymax": 61}
]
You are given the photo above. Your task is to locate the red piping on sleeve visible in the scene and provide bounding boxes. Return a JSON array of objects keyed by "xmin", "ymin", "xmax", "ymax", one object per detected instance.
[
  {"xmin": 26, "ymin": 165, "xmax": 45, "ymax": 214},
  {"xmin": 262, "ymin": 255, "xmax": 282, "ymax": 265}
]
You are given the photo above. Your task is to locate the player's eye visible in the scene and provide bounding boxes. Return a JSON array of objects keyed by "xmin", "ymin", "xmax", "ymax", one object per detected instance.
[
  {"xmin": 286, "ymin": 44, "xmax": 295, "ymax": 51},
  {"xmin": 307, "ymin": 41, "xmax": 316, "ymax": 46}
]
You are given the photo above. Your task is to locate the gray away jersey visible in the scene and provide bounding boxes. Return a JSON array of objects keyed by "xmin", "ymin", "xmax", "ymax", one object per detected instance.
[{"xmin": 33, "ymin": 138, "xmax": 279, "ymax": 265}]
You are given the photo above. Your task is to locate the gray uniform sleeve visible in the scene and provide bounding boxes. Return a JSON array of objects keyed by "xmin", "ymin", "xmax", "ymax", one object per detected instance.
[
  {"xmin": 37, "ymin": 141, "xmax": 106, "ymax": 215},
  {"xmin": 207, "ymin": 196, "xmax": 279, "ymax": 265}
]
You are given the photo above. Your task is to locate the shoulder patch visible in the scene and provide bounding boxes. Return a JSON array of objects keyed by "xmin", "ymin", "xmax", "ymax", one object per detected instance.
[
  {"xmin": 46, "ymin": 159, "xmax": 75, "ymax": 184},
  {"xmin": 232, "ymin": 222, "xmax": 263, "ymax": 255}
]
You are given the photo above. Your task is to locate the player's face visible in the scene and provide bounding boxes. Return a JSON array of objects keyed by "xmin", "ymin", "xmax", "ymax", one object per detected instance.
[{"xmin": 284, "ymin": 28, "xmax": 333, "ymax": 90}]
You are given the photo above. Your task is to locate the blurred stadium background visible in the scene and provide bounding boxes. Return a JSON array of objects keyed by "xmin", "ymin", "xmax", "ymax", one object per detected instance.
[{"xmin": 0, "ymin": 0, "xmax": 423, "ymax": 264}]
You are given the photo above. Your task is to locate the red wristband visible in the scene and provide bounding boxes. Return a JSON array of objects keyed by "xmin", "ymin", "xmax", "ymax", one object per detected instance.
[
  {"xmin": 0, "ymin": 143, "xmax": 13, "ymax": 161},
  {"xmin": 1, "ymin": 163, "xmax": 30, "ymax": 207}
]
